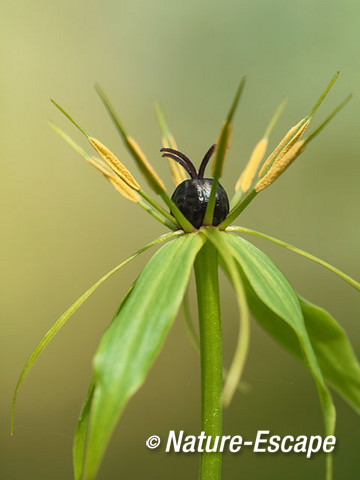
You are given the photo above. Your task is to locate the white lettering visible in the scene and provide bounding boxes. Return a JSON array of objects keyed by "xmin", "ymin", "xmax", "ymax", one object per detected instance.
[
  {"xmin": 294, "ymin": 435, "xmax": 307, "ymax": 453},
  {"xmin": 166, "ymin": 430, "xmax": 184, "ymax": 452},
  {"xmin": 306, "ymin": 435, "xmax": 322, "ymax": 458},
  {"xmin": 183, "ymin": 435, "xmax": 197, "ymax": 453},
  {"xmin": 254, "ymin": 430, "xmax": 269, "ymax": 452},
  {"xmin": 323, "ymin": 436, "xmax": 336, "ymax": 453},
  {"xmin": 268, "ymin": 435, "xmax": 280, "ymax": 453},
  {"xmin": 229, "ymin": 436, "xmax": 243, "ymax": 453},
  {"xmin": 281, "ymin": 435, "xmax": 294, "ymax": 453}
]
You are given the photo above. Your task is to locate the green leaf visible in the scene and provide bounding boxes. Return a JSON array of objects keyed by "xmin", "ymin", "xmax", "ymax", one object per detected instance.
[
  {"xmin": 234, "ymin": 274, "xmax": 358, "ymax": 412},
  {"xmin": 227, "ymin": 226, "xmax": 360, "ymax": 292},
  {"xmin": 11, "ymin": 231, "xmax": 180, "ymax": 434},
  {"xmin": 224, "ymin": 233, "xmax": 304, "ymax": 331},
  {"xmin": 83, "ymin": 233, "xmax": 205, "ymax": 479},
  {"xmin": 299, "ymin": 296, "xmax": 360, "ymax": 413},
  {"xmin": 72, "ymin": 284, "xmax": 135, "ymax": 480},
  {"xmin": 222, "ymin": 232, "xmax": 335, "ymax": 479}
]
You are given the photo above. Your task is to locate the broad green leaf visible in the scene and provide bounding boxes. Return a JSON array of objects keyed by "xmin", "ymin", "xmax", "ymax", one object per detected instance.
[
  {"xmin": 204, "ymin": 228, "xmax": 250, "ymax": 406},
  {"xmin": 222, "ymin": 232, "xmax": 335, "ymax": 478},
  {"xmin": 299, "ymin": 296, "xmax": 360, "ymax": 413},
  {"xmin": 227, "ymin": 226, "xmax": 360, "ymax": 292},
  {"xmin": 226, "ymin": 265, "xmax": 360, "ymax": 412},
  {"xmin": 83, "ymin": 233, "xmax": 205, "ymax": 479},
  {"xmin": 224, "ymin": 233, "xmax": 304, "ymax": 330},
  {"xmin": 228, "ymin": 268, "xmax": 360, "ymax": 433},
  {"xmin": 73, "ymin": 284, "xmax": 135, "ymax": 480},
  {"xmin": 11, "ymin": 231, "xmax": 180, "ymax": 434}
]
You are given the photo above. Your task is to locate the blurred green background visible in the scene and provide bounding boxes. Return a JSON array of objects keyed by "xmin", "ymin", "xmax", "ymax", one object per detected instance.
[{"xmin": 1, "ymin": 0, "xmax": 359, "ymax": 478}]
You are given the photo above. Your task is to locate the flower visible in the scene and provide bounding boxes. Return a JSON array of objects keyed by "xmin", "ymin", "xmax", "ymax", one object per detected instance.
[{"xmin": 12, "ymin": 73, "xmax": 359, "ymax": 480}]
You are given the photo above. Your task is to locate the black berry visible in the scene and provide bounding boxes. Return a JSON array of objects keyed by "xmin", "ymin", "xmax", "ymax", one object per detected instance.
[{"xmin": 161, "ymin": 145, "xmax": 230, "ymax": 229}]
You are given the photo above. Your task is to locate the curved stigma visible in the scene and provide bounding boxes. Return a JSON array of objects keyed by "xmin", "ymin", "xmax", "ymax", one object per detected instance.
[
  {"xmin": 161, "ymin": 152, "xmax": 196, "ymax": 178},
  {"xmin": 198, "ymin": 144, "xmax": 216, "ymax": 179},
  {"xmin": 160, "ymin": 147, "xmax": 198, "ymax": 179}
]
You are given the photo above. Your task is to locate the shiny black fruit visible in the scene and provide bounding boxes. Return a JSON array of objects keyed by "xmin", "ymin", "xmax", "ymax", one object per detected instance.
[
  {"xmin": 171, "ymin": 178, "xmax": 229, "ymax": 229},
  {"xmin": 160, "ymin": 144, "xmax": 229, "ymax": 229}
]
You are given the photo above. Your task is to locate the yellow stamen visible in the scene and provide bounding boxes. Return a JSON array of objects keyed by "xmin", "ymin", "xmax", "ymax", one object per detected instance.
[
  {"xmin": 127, "ymin": 137, "xmax": 166, "ymax": 193},
  {"xmin": 88, "ymin": 156, "xmax": 113, "ymax": 177},
  {"xmin": 235, "ymin": 138, "xmax": 268, "ymax": 192},
  {"xmin": 87, "ymin": 155, "xmax": 140, "ymax": 203},
  {"xmin": 88, "ymin": 137, "xmax": 140, "ymax": 191},
  {"xmin": 255, "ymin": 140, "xmax": 305, "ymax": 192},
  {"xmin": 108, "ymin": 177, "xmax": 140, "ymax": 203},
  {"xmin": 258, "ymin": 118, "xmax": 309, "ymax": 177}
]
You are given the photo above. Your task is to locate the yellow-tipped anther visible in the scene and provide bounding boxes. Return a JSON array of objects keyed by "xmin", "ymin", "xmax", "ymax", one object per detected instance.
[
  {"xmin": 127, "ymin": 137, "xmax": 166, "ymax": 193},
  {"xmin": 108, "ymin": 177, "xmax": 140, "ymax": 203},
  {"xmin": 87, "ymin": 155, "xmax": 113, "ymax": 177},
  {"xmin": 255, "ymin": 139, "xmax": 305, "ymax": 192},
  {"xmin": 88, "ymin": 137, "xmax": 140, "ymax": 191},
  {"xmin": 258, "ymin": 118, "xmax": 309, "ymax": 177},
  {"xmin": 86, "ymin": 155, "xmax": 140, "ymax": 203},
  {"xmin": 236, "ymin": 138, "xmax": 268, "ymax": 192}
]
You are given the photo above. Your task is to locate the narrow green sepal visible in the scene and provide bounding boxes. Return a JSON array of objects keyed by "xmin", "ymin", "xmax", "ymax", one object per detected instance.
[
  {"xmin": 203, "ymin": 77, "xmax": 246, "ymax": 225},
  {"xmin": 310, "ymin": 72, "xmax": 339, "ymax": 117},
  {"xmin": 51, "ymin": 99, "xmax": 90, "ymax": 137},
  {"xmin": 305, "ymin": 94, "xmax": 352, "ymax": 145}
]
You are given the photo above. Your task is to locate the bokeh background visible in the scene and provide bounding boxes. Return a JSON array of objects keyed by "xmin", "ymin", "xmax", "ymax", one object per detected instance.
[{"xmin": 1, "ymin": 1, "xmax": 359, "ymax": 479}]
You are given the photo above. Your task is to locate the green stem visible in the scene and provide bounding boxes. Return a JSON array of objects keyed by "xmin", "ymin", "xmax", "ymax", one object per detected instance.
[{"xmin": 194, "ymin": 240, "xmax": 222, "ymax": 480}]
